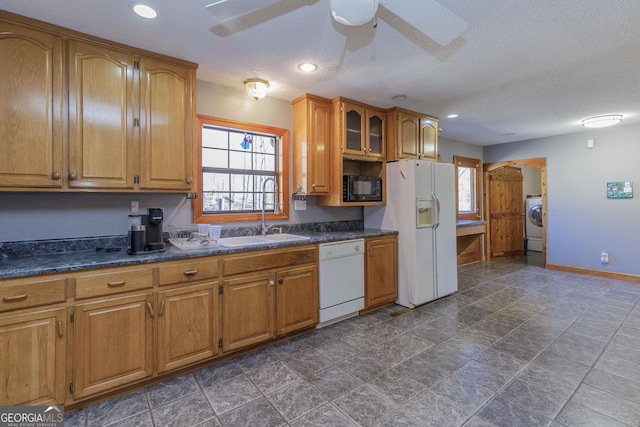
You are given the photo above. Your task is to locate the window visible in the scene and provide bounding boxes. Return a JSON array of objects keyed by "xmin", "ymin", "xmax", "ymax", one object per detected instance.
[
  {"xmin": 454, "ymin": 155, "xmax": 481, "ymax": 220},
  {"xmin": 194, "ymin": 115, "xmax": 289, "ymax": 223}
]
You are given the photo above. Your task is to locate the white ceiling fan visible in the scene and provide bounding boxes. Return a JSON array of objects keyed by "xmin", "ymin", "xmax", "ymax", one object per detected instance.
[{"xmin": 206, "ymin": 0, "xmax": 467, "ymax": 46}]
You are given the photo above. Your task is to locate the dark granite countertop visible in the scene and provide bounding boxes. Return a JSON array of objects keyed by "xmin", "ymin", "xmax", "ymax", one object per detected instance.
[
  {"xmin": 0, "ymin": 228, "xmax": 397, "ymax": 280},
  {"xmin": 456, "ymin": 220, "xmax": 487, "ymax": 227}
]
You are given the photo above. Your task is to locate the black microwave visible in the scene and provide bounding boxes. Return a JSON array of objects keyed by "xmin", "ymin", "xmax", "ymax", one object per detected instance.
[{"xmin": 343, "ymin": 175, "xmax": 383, "ymax": 202}]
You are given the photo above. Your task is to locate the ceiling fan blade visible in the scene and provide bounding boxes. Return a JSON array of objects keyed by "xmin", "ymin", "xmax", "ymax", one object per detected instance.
[
  {"xmin": 206, "ymin": 0, "xmax": 281, "ymax": 22},
  {"xmin": 381, "ymin": 0, "xmax": 467, "ymax": 46}
]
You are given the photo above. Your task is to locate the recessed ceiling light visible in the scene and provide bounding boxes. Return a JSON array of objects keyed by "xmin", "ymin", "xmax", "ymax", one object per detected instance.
[
  {"xmin": 391, "ymin": 94, "xmax": 406, "ymax": 100},
  {"xmin": 130, "ymin": 3, "xmax": 158, "ymax": 19},
  {"xmin": 581, "ymin": 114, "xmax": 623, "ymax": 128},
  {"xmin": 297, "ymin": 62, "xmax": 318, "ymax": 73},
  {"xmin": 447, "ymin": 113, "xmax": 459, "ymax": 119}
]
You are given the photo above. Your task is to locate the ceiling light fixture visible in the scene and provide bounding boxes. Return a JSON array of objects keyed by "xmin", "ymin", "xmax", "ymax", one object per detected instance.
[
  {"xmin": 581, "ymin": 114, "xmax": 622, "ymax": 128},
  {"xmin": 447, "ymin": 113, "xmax": 459, "ymax": 119},
  {"xmin": 298, "ymin": 62, "xmax": 318, "ymax": 73},
  {"xmin": 244, "ymin": 79, "xmax": 270, "ymax": 100},
  {"xmin": 391, "ymin": 94, "xmax": 406, "ymax": 100},
  {"xmin": 330, "ymin": 0, "xmax": 379, "ymax": 26},
  {"xmin": 130, "ymin": 3, "xmax": 158, "ymax": 19}
]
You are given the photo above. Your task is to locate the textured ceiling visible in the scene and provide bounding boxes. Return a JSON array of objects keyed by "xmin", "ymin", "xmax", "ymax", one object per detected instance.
[{"xmin": 3, "ymin": 0, "xmax": 640, "ymax": 145}]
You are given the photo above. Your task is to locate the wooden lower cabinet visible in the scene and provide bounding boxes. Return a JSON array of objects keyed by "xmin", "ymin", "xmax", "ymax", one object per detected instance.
[
  {"xmin": 0, "ymin": 307, "xmax": 66, "ymax": 405},
  {"xmin": 222, "ymin": 273, "xmax": 275, "ymax": 352},
  {"xmin": 72, "ymin": 292, "xmax": 153, "ymax": 399},
  {"xmin": 157, "ymin": 282, "xmax": 219, "ymax": 373},
  {"xmin": 364, "ymin": 236, "xmax": 398, "ymax": 310},
  {"xmin": 276, "ymin": 265, "xmax": 318, "ymax": 336}
]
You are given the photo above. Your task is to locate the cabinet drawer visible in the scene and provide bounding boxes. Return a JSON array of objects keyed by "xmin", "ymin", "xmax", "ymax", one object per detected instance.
[
  {"xmin": 157, "ymin": 258, "xmax": 219, "ymax": 286},
  {"xmin": 222, "ymin": 246, "xmax": 318, "ymax": 276},
  {"xmin": 75, "ymin": 267, "xmax": 153, "ymax": 299},
  {"xmin": 0, "ymin": 278, "xmax": 66, "ymax": 312}
]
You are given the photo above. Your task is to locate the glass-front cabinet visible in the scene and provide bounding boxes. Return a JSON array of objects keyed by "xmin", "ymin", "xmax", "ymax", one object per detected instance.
[{"xmin": 339, "ymin": 99, "xmax": 385, "ymax": 160}]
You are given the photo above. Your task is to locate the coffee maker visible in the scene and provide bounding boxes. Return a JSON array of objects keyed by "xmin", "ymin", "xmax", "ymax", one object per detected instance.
[{"xmin": 142, "ymin": 208, "xmax": 165, "ymax": 252}]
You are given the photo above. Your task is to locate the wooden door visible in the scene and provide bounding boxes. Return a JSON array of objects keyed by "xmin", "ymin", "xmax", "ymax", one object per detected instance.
[
  {"xmin": 275, "ymin": 265, "xmax": 318, "ymax": 336},
  {"xmin": 157, "ymin": 283, "xmax": 218, "ymax": 373},
  {"xmin": 398, "ymin": 111, "xmax": 420, "ymax": 159},
  {"xmin": 0, "ymin": 307, "xmax": 66, "ymax": 405},
  {"xmin": 68, "ymin": 40, "xmax": 135, "ymax": 189},
  {"xmin": 365, "ymin": 236, "xmax": 398, "ymax": 310},
  {"xmin": 73, "ymin": 293, "xmax": 153, "ymax": 399},
  {"xmin": 486, "ymin": 166, "xmax": 524, "ymax": 259},
  {"xmin": 138, "ymin": 57, "xmax": 194, "ymax": 190},
  {"xmin": 0, "ymin": 22, "xmax": 63, "ymax": 188},
  {"xmin": 366, "ymin": 109, "xmax": 386, "ymax": 159},
  {"xmin": 342, "ymin": 102, "xmax": 366, "ymax": 156},
  {"xmin": 222, "ymin": 273, "xmax": 274, "ymax": 352},
  {"xmin": 419, "ymin": 117, "xmax": 438, "ymax": 160}
]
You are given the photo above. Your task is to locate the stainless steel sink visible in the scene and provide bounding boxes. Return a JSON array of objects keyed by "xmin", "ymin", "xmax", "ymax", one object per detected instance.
[{"xmin": 217, "ymin": 234, "xmax": 310, "ymax": 248}]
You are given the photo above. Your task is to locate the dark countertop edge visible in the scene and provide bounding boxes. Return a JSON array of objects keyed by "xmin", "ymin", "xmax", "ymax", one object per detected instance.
[
  {"xmin": 456, "ymin": 220, "xmax": 487, "ymax": 227},
  {"xmin": 0, "ymin": 229, "xmax": 397, "ymax": 280}
]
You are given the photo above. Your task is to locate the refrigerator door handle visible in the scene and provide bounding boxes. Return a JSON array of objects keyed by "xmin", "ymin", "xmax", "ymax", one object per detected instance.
[{"xmin": 433, "ymin": 193, "xmax": 440, "ymax": 229}]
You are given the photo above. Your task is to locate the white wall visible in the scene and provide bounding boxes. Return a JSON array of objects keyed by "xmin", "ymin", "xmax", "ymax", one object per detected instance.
[
  {"xmin": 483, "ymin": 123, "xmax": 640, "ymax": 275},
  {"xmin": 0, "ymin": 81, "xmax": 360, "ymax": 243}
]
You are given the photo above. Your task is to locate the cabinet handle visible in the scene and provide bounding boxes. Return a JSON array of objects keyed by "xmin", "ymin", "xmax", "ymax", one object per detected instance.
[
  {"xmin": 311, "ymin": 183, "xmax": 316, "ymax": 188},
  {"xmin": 3, "ymin": 294, "xmax": 28, "ymax": 303},
  {"xmin": 355, "ymin": 245, "xmax": 360, "ymax": 252},
  {"xmin": 52, "ymin": 172, "xmax": 61, "ymax": 180},
  {"xmin": 186, "ymin": 177, "xmax": 193, "ymax": 184},
  {"xmin": 159, "ymin": 301, "xmax": 165, "ymax": 317},
  {"xmin": 107, "ymin": 281, "xmax": 126, "ymax": 287},
  {"xmin": 146, "ymin": 302, "xmax": 154, "ymax": 317},
  {"xmin": 57, "ymin": 320, "xmax": 63, "ymax": 338},
  {"xmin": 269, "ymin": 280, "xmax": 275, "ymax": 286},
  {"xmin": 183, "ymin": 270, "xmax": 198, "ymax": 276},
  {"xmin": 69, "ymin": 172, "xmax": 78, "ymax": 180},
  {"xmin": 278, "ymin": 278, "xmax": 284, "ymax": 284}
]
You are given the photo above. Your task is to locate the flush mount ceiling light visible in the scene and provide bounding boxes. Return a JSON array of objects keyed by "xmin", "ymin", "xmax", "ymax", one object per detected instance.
[
  {"xmin": 582, "ymin": 114, "xmax": 623, "ymax": 128},
  {"xmin": 130, "ymin": 2, "xmax": 158, "ymax": 19},
  {"xmin": 244, "ymin": 79, "xmax": 270, "ymax": 100},
  {"xmin": 297, "ymin": 62, "xmax": 318, "ymax": 73},
  {"xmin": 447, "ymin": 113, "xmax": 459, "ymax": 119},
  {"xmin": 391, "ymin": 94, "xmax": 406, "ymax": 100}
]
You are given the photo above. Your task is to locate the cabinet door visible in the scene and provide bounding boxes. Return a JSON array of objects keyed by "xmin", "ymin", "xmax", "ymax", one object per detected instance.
[
  {"xmin": 420, "ymin": 118, "xmax": 438, "ymax": 160},
  {"xmin": 73, "ymin": 293, "xmax": 153, "ymax": 399},
  {"xmin": 398, "ymin": 111, "xmax": 420, "ymax": 159},
  {"xmin": 366, "ymin": 109, "xmax": 386, "ymax": 159},
  {"xmin": 0, "ymin": 22, "xmax": 63, "ymax": 188},
  {"xmin": 365, "ymin": 236, "xmax": 398, "ymax": 309},
  {"xmin": 222, "ymin": 273, "xmax": 274, "ymax": 352},
  {"xmin": 307, "ymin": 97, "xmax": 331, "ymax": 194},
  {"xmin": 157, "ymin": 283, "xmax": 218, "ymax": 373},
  {"xmin": 276, "ymin": 265, "xmax": 318, "ymax": 336},
  {"xmin": 68, "ymin": 41, "xmax": 135, "ymax": 189},
  {"xmin": 342, "ymin": 102, "xmax": 366, "ymax": 156},
  {"xmin": 138, "ymin": 58, "xmax": 194, "ymax": 190},
  {"xmin": 0, "ymin": 307, "xmax": 65, "ymax": 405}
]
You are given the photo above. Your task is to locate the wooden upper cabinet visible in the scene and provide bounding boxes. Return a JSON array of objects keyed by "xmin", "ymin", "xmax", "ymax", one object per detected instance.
[
  {"xmin": 68, "ymin": 41, "xmax": 136, "ymax": 189},
  {"xmin": 0, "ymin": 21, "xmax": 63, "ymax": 188},
  {"xmin": 291, "ymin": 94, "xmax": 331, "ymax": 195},
  {"xmin": 338, "ymin": 99, "xmax": 386, "ymax": 160},
  {"xmin": 138, "ymin": 58, "xmax": 195, "ymax": 191},
  {"xmin": 386, "ymin": 107, "xmax": 439, "ymax": 161}
]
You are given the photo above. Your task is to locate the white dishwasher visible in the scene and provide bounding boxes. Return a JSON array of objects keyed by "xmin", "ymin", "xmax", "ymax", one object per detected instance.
[{"xmin": 318, "ymin": 239, "xmax": 365, "ymax": 326}]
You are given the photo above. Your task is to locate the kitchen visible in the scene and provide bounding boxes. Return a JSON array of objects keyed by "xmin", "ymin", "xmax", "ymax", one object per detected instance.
[{"xmin": 2, "ymin": 1, "xmax": 640, "ymax": 426}]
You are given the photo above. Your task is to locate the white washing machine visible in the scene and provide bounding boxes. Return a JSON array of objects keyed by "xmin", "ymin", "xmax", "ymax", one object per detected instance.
[{"xmin": 525, "ymin": 196, "xmax": 543, "ymax": 252}]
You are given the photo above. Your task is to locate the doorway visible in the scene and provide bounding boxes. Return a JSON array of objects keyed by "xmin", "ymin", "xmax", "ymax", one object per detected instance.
[{"xmin": 483, "ymin": 158, "xmax": 546, "ymax": 267}]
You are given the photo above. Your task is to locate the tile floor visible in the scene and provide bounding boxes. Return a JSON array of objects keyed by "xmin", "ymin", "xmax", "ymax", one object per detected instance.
[{"xmin": 64, "ymin": 253, "xmax": 640, "ymax": 426}]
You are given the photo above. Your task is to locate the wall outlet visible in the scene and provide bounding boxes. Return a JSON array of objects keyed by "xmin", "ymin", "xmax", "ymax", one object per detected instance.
[
  {"xmin": 601, "ymin": 251, "xmax": 609, "ymax": 264},
  {"xmin": 130, "ymin": 200, "xmax": 139, "ymax": 214}
]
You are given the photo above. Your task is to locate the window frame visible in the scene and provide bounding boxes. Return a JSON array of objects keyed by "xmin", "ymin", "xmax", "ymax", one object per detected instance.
[
  {"xmin": 194, "ymin": 114, "xmax": 289, "ymax": 224},
  {"xmin": 454, "ymin": 155, "xmax": 482, "ymax": 221}
]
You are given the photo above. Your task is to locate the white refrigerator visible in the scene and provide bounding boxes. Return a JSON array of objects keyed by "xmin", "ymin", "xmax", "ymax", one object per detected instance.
[{"xmin": 364, "ymin": 159, "xmax": 458, "ymax": 308}]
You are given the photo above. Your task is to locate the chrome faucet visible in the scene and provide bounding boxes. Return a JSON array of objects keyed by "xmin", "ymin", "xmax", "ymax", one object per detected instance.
[{"xmin": 261, "ymin": 177, "xmax": 279, "ymax": 235}]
